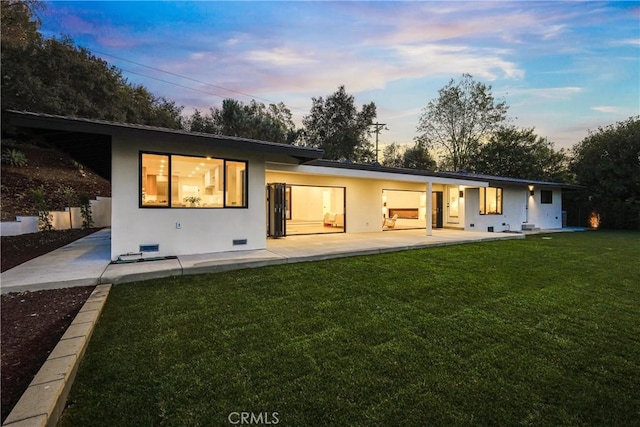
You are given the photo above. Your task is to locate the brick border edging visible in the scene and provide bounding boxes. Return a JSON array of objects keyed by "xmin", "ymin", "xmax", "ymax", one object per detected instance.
[{"xmin": 3, "ymin": 284, "xmax": 112, "ymax": 427}]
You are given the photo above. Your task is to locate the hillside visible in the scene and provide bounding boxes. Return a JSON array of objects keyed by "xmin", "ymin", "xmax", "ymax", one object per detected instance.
[{"xmin": 1, "ymin": 140, "xmax": 111, "ymax": 222}]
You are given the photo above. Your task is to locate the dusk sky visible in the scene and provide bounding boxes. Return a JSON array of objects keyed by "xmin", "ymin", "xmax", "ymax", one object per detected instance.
[{"xmin": 39, "ymin": 1, "xmax": 639, "ymax": 150}]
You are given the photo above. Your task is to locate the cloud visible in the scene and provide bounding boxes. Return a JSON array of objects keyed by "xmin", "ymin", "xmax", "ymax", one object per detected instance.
[
  {"xmin": 609, "ymin": 38, "xmax": 640, "ymax": 47},
  {"xmin": 511, "ymin": 87, "xmax": 583, "ymax": 100},
  {"xmin": 245, "ymin": 48, "xmax": 319, "ymax": 66},
  {"xmin": 540, "ymin": 24, "xmax": 567, "ymax": 40},
  {"xmin": 392, "ymin": 44, "xmax": 524, "ymax": 80},
  {"xmin": 592, "ymin": 106, "xmax": 620, "ymax": 113}
]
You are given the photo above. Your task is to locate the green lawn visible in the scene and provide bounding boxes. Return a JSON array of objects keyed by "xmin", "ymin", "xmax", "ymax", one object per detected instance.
[{"xmin": 60, "ymin": 231, "xmax": 640, "ymax": 426}]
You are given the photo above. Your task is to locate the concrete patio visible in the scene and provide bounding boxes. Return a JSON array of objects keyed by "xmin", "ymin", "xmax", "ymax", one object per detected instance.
[{"xmin": 1, "ymin": 227, "xmax": 531, "ymax": 293}]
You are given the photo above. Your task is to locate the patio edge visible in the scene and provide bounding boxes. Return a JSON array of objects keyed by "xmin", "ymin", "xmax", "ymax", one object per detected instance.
[{"xmin": 2, "ymin": 284, "xmax": 112, "ymax": 427}]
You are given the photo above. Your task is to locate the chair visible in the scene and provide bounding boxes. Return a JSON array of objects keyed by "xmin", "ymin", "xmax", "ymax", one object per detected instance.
[{"xmin": 383, "ymin": 214, "xmax": 398, "ymax": 229}]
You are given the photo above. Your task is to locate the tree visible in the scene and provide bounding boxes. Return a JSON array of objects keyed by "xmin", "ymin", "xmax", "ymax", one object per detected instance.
[
  {"xmin": 381, "ymin": 141, "xmax": 437, "ymax": 170},
  {"xmin": 1, "ymin": 0, "xmax": 42, "ymax": 50},
  {"xmin": 402, "ymin": 141, "xmax": 437, "ymax": 171},
  {"xmin": 416, "ymin": 73, "xmax": 508, "ymax": 171},
  {"xmin": 186, "ymin": 99, "xmax": 297, "ymax": 143},
  {"xmin": 381, "ymin": 143, "xmax": 405, "ymax": 168},
  {"xmin": 1, "ymin": 1, "xmax": 184, "ymax": 128},
  {"xmin": 472, "ymin": 126, "xmax": 568, "ymax": 181},
  {"xmin": 570, "ymin": 116, "xmax": 640, "ymax": 230},
  {"xmin": 301, "ymin": 85, "xmax": 377, "ymax": 162}
]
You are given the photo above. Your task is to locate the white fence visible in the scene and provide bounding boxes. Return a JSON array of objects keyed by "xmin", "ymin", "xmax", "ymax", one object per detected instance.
[{"xmin": 0, "ymin": 197, "xmax": 111, "ymax": 236}]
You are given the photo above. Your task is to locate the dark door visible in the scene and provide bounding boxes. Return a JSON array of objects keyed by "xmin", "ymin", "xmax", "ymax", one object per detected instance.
[
  {"xmin": 432, "ymin": 191, "xmax": 443, "ymax": 228},
  {"xmin": 267, "ymin": 183, "xmax": 287, "ymax": 238}
]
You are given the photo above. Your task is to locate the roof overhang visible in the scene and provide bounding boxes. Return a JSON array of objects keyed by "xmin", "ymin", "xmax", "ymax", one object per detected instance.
[
  {"xmin": 267, "ymin": 160, "xmax": 488, "ymax": 187},
  {"xmin": 437, "ymin": 171, "xmax": 583, "ymax": 190},
  {"xmin": 3, "ymin": 110, "xmax": 324, "ymax": 164}
]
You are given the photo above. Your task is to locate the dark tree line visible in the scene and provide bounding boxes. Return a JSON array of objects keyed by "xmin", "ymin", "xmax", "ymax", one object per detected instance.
[
  {"xmin": 1, "ymin": 0, "xmax": 183, "ymax": 128},
  {"xmin": 570, "ymin": 117, "xmax": 640, "ymax": 230}
]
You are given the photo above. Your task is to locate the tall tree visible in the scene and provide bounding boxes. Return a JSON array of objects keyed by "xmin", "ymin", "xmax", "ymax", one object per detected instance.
[
  {"xmin": 416, "ymin": 73, "xmax": 508, "ymax": 171},
  {"xmin": 381, "ymin": 143, "xmax": 405, "ymax": 168},
  {"xmin": 186, "ymin": 99, "xmax": 297, "ymax": 143},
  {"xmin": 402, "ymin": 140, "xmax": 437, "ymax": 171},
  {"xmin": 301, "ymin": 86, "xmax": 377, "ymax": 162},
  {"xmin": 1, "ymin": 0, "xmax": 42, "ymax": 49},
  {"xmin": 472, "ymin": 126, "xmax": 568, "ymax": 181},
  {"xmin": 1, "ymin": 1, "xmax": 183, "ymax": 128},
  {"xmin": 381, "ymin": 141, "xmax": 437, "ymax": 170},
  {"xmin": 570, "ymin": 116, "xmax": 640, "ymax": 230}
]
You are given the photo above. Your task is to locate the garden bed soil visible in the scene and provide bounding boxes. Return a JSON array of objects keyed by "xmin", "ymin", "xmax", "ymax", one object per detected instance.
[
  {"xmin": 1, "ymin": 228, "xmax": 101, "ymax": 272},
  {"xmin": 1, "ymin": 285, "xmax": 95, "ymax": 423},
  {"xmin": 1, "ymin": 228, "xmax": 102, "ymax": 421}
]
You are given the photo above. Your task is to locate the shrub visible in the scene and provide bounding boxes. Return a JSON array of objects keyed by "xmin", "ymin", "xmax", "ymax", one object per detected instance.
[
  {"xmin": 31, "ymin": 185, "xmax": 53, "ymax": 231},
  {"xmin": 59, "ymin": 186, "xmax": 77, "ymax": 229},
  {"xmin": 79, "ymin": 194, "xmax": 94, "ymax": 229},
  {"xmin": 2, "ymin": 148, "xmax": 28, "ymax": 167}
]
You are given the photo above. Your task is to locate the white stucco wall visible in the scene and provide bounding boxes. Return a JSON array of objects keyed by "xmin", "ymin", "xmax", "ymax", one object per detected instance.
[
  {"xmin": 111, "ymin": 136, "xmax": 267, "ymax": 260},
  {"xmin": 464, "ymin": 186, "xmax": 527, "ymax": 232},
  {"xmin": 528, "ymin": 188, "xmax": 563, "ymax": 229},
  {"xmin": 464, "ymin": 185, "xmax": 563, "ymax": 232}
]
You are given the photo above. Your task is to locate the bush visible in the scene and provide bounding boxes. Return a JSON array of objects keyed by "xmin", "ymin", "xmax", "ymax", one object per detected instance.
[
  {"xmin": 31, "ymin": 185, "xmax": 53, "ymax": 231},
  {"xmin": 79, "ymin": 194, "xmax": 94, "ymax": 229},
  {"xmin": 2, "ymin": 148, "xmax": 28, "ymax": 167}
]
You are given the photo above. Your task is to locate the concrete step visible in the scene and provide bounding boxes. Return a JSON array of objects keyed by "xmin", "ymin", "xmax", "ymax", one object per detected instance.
[{"xmin": 522, "ymin": 224, "xmax": 540, "ymax": 231}]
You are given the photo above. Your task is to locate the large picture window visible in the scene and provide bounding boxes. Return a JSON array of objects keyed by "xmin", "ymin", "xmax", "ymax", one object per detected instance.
[
  {"xmin": 479, "ymin": 187, "xmax": 503, "ymax": 215},
  {"xmin": 140, "ymin": 152, "xmax": 247, "ymax": 208}
]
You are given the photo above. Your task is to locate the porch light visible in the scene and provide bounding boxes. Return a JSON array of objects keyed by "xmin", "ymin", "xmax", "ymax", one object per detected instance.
[
  {"xmin": 589, "ymin": 211, "xmax": 600, "ymax": 229},
  {"xmin": 528, "ymin": 185, "xmax": 534, "ymax": 196},
  {"xmin": 459, "ymin": 190, "xmax": 464, "ymax": 198}
]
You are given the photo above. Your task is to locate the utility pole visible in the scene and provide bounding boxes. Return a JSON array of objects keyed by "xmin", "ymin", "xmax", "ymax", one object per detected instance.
[{"xmin": 370, "ymin": 122, "xmax": 387, "ymax": 163}]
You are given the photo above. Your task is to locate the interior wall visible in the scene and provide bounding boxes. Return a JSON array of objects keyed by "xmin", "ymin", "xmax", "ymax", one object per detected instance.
[
  {"xmin": 445, "ymin": 186, "xmax": 464, "ymax": 226},
  {"xmin": 290, "ymin": 186, "xmax": 324, "ymax": 221}
]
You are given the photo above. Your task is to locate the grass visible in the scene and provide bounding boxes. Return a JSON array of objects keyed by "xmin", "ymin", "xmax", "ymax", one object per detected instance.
[{"xmin": 59, "ymin": 231, "xmax": 640, "ymax": 426}]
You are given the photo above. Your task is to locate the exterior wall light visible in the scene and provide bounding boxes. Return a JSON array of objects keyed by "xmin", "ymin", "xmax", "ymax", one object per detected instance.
[
  {"xmin": 459, "ymin": 190, "xmax": 464, "ymax": 198},
  {"xmin": 528, "ymin": 185, "xmax": 535, "ymax": 196}
]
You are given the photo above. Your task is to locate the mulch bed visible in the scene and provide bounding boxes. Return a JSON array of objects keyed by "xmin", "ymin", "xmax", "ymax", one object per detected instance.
[
  {"xmin": 1, "ymin": 286, "xmax": 95, "ymax": 422},
  {"xmin": 1, "ymin": 228, "xmax": 101, "ymax": 272},
  {"xmin": 1, "ymin": 228, "xmax": 102, "ymax": 422}
]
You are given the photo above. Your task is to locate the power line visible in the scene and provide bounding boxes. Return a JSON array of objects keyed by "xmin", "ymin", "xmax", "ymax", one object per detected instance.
[
  {"xmin": 118, "ymin": 67, "xmax": 232, "ymax": 101},
  {"xmin": 85, "ymin": 46, "xmax": 306, "ymax": 113}
]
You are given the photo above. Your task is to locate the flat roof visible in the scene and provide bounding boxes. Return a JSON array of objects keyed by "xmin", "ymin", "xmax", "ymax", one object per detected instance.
[
  {"xmin": 3, "ymin": 110, "xmax": 324, "ymax": 171},
  {"xmin": 4, "ymin": 111, "xmax": 579, "ymax": 190},
  {"xmin": 307, "ymin": 160, "xmax": 580, "ymax": 189}
]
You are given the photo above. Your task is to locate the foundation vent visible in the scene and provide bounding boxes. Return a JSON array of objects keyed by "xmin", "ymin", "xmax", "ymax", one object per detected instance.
[
  {"xmin": 140, "ymin": 244, "xmax": 160, "ymax": 252},
  {"xmin": 233, "ymin": 239, "xmax": 247, "ymax": 246}
]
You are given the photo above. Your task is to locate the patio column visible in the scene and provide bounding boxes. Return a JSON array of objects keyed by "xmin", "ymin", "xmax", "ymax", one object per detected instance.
[{"xmin": 426, "ymin": 181, "xmax": 433, "ymax": 236}]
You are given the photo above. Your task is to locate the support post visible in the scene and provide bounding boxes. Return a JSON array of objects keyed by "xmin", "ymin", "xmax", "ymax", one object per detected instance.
[{"xmin": 426, "ymin": 181, "xmax": 433, "ymax": 236}]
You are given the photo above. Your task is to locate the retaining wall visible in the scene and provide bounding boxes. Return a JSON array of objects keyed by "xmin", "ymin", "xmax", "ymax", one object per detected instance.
[{"xmin": 1, "ymin": 197, "xmax": 111, "ymax": 236}]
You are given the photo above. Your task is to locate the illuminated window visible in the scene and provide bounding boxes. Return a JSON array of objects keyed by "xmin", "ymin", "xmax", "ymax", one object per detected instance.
[
  {"xmin": 225, "ymin": 161, "xmax": 247, "ymax": 207},
  {"xmin": 140, "ymin": 152, "xmax": 247, "ymax": 208},
  {"xmin": 141, "ymin": 153, "xmax": 169, "ymax": 207},
  {"xmin": 479, "ymin": 187, "xmax": 503, "ymax": 215}
]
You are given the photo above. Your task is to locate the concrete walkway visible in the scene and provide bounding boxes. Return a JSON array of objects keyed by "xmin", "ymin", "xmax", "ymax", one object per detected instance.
[{"xmin": 1, "ymin": 228, "xmax": 529, "ymax": 293}]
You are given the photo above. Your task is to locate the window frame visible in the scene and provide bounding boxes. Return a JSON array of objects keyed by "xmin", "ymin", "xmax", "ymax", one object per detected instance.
[
  {"xmin": 139, "ymin": 151, "xmax": 249, "ymax": 209},
  {"xmin": 479, "ymin": 187, "xmax": 503, "ymax": 215},
  {"xmin": 540, "ymin": 190, "xmax": 553, "ymax": 204}
]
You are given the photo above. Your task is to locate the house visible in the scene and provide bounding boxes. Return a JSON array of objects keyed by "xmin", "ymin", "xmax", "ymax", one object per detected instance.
[{"xmin": 4, "ymin": 111, "xmax": 573, "ymax": 260}]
